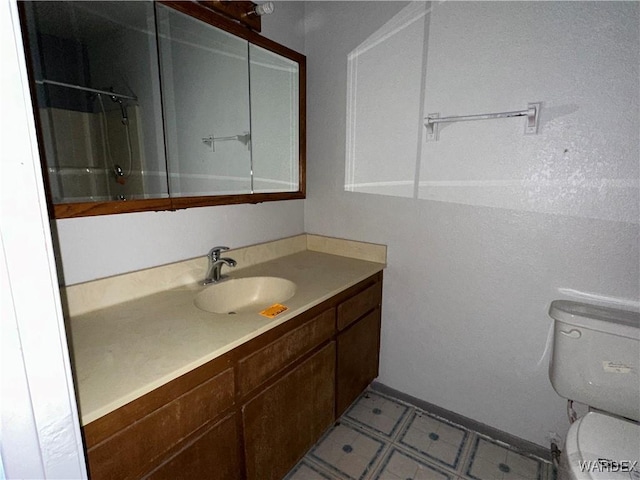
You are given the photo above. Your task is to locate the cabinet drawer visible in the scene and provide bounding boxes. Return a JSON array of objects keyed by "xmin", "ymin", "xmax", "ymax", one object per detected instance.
[
  {"xmin": 238, "ymin": 308, "xmax": 335, "ymax": 397},
  {"xmin": 337, "ymin": 280, "xmax": 382, "ymax": 331},
  {"xmin": 144, "ymin": 413, "xmax": 241, "ymax": 480},
  {"xmin": 87, "ymin": 368, "xmax": 235, "ymax": 480}
]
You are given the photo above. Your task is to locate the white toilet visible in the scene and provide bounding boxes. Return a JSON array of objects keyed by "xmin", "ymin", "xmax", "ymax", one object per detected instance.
[{"xmin": 548, "ymin": 300, "xmax": 640, "ymax": 480}]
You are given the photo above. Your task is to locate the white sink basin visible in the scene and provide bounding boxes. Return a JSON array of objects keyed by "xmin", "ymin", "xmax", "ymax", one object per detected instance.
[{"xmin": 194, "ymin": 276, "xmax": 296, "ymax": 314}]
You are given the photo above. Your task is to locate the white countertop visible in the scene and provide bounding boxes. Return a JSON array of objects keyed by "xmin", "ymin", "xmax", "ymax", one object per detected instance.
[{"xmin": 69, "ymin": 250, "xmax": 384, "ymax": 425}]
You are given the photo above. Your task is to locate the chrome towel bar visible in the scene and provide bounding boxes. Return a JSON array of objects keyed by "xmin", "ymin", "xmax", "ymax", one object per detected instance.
[{"xmin": 425, "ymin": 102, "xmax": 541, "ymax": 141}]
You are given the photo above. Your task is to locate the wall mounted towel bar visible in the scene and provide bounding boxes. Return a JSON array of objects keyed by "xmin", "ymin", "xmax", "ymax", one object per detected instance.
[
  {"xmin": 202, "ymin": 132, "xmax": 251, "ymax": 152},
  {"xmin": 424, "ymin": 102, "xmax": 540, "ymax": 141}
]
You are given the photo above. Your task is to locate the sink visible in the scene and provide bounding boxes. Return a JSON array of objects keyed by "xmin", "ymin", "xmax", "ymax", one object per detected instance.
[{"xmin": 194, "ymin": 277, "xmax": 296, "ymax": 314}]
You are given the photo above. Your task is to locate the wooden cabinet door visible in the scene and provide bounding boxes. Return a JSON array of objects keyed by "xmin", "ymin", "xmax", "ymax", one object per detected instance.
[
  {"xmin": 86, "ymin": 367, "xmax": 235, "ymax": 480},
  {"xmin": 336, "ymin": 307, "xmax": 381, "ymax": 416},
  {"xmin": 145, "ymin": 413, "xmax": 242, "ymax": 480},
  {"xmin": 242, "ymin": 342, "xmax": 336, "ymax": 480},
  {"xmin": 337, "ymin": 280, "xmax": 382, "ymax": 331},
  {"xmin": 237, "ymin": 308, "xmax": 335, "ymax": 399}
]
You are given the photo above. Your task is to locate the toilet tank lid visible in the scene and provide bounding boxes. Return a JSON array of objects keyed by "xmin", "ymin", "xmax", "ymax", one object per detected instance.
[{"xmin": 549, "ymin": 300, "xmax": 639, "ymax": 339}]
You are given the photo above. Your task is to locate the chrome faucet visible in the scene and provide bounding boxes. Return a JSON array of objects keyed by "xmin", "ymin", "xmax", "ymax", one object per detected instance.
[{"xmin": 202, "ymin": 246, "xmax": 237, "ymax": 285}]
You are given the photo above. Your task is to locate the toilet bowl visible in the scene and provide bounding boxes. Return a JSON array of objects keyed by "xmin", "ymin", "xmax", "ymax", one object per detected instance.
[
  {"xmin": 547, "ymin": 300, "xmax": 640, "ymax": 480},
  {"xmin": 559, "ymin": 412, "xmax": 639, "ymax": 480}
]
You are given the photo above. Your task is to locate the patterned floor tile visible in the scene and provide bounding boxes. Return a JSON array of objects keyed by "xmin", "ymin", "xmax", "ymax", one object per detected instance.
[
  {"xmin": 285, "ymin": 458, "xmax": 339, "ymax": 480},
  {"xmin": 286, "ymin": 388, "xmax": 553, "ymax": 480},
  {"xmin": 309, "ymin": 422, "xmax": 389, "ymax": 480},
  {"xmin": 344, "ymin": 391, "xmax": 411, "ymax": 439},
  {"xmin": 372, "ymin": 447, "xmax": 456, "ymax": 480},
  {"xmin": 398, "ymin": 410, "xmax": 470, "ymax": 470},
  {"xmin": 464, "ymin": 437, "xmax": 543, "ymax": 480}
]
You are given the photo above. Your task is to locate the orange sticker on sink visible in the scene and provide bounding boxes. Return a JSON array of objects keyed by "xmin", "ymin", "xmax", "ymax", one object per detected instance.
[{"xmin": 260, "ymin": 304, "xmax": 288, "ymax": 318}]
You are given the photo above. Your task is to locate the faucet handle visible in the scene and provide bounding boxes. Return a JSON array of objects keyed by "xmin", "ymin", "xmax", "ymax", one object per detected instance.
[{"xmin": 208, "ymin": 246, "xmax": 229, "ymax": 261}]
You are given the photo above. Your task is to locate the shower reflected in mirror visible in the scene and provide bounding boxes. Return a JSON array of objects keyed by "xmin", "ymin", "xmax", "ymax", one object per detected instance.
[
  {"xmin": 23, "ymin": 1, "xmax": 168, "ymax": 203},
  {"xmin": 20, "ymin": 0, "xmax": 305, "ymax": 216}
]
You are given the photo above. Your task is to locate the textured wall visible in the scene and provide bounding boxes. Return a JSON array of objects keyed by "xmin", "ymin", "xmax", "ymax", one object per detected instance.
[
  {"xmin": 304, "ymin": 1, "xmax": 639, "ymax": 446},
  {"xmin": 2, "ymin": 0, "xmax": 87, "ymax": 475}
]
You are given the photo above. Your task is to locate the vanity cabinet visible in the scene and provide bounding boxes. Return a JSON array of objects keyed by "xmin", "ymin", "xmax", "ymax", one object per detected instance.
[
  {"xmin": 337, "ymin": 309, "xmax": 382, "ymax": 416},
  {"xmin": 84, "ymin": 357, "xmax": 236, "ymax": 479},
  {"xmin": 83, "ymin": 272, "xmax": 383, "ymax": 479},
  {"xmin": 237, "ymin": 307, "xmax": 336, "ymax": 480},
  {"xmin": 243, "ymin": 343, "xmax": 336, "ymax": 480},
  {"xmin": 336, "ymin": 280, "xmax": 383, "ymax": 416},
  {"xmin": 145, "ymin": 414, "xmax": 241, "ymax": 480},
  {"xmin": 236, "ymin": 308, "xmax": 335, "ymax": 399}
]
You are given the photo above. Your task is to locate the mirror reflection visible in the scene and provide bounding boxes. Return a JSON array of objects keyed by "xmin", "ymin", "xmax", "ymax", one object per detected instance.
[
  {"xmin": 23, "ymin": 1, "xmax": 168, "ymax": 203},
  {"xmin": 249, "ymin": 43, "xmax": 299, "ymax": 193},
  {"xmin": 157, "ymin": 4, "xmax": 253, "ymax": 197},
  {"xmin": 21, "ymin": 0, "xmax": 303, "ymax": 214}
]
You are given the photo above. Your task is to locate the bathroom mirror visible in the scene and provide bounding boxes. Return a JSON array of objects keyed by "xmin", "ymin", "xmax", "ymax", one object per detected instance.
[
  {"xmin": 248, "ymin": 43, "xmax": 300, "ymax": 194},
  {"xmin": 20, "ymin": 0, "xmax": 305, "ymax": 218},
  {"xmin": 21, "ymin": 1, "xmax": 170, "ymax": 214},
  {"xmin": 158, "ymin": 4, "xmax": 253, "ymax": 197}
]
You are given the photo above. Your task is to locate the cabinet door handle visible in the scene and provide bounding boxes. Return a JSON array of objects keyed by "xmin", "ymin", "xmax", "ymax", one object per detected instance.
[{"xmin": 559, "ymin": 328, "xmax": 581, "ymax": 339}]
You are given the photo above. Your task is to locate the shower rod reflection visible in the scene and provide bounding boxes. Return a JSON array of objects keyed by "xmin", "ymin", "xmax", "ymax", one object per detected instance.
[{"xmin": 36, "ymin": 79, "xmax": 137, "ymax": 101}]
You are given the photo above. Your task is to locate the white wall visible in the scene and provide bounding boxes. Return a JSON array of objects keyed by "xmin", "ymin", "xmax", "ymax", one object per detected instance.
[
  {"xmin": 55, "ymin": 1, "xmax": 306, "ymax": 286},
  {"xmin": 1, "ymin": 0, "xmax": 86, "ymax": 476},
  {"xmin": 262, "ymin": 1, "xmax": 305, "ymax": 53},
  {"xmin": 304, "ymin": 1, "xmax": 639, "ymax": 447},
  {"xmin": 417, "ymin": 2, "xmax": 638, "ymax": 224},
  {"xmin": 345, "ymin": 2, "xmax": 428, "ymax": 198}
]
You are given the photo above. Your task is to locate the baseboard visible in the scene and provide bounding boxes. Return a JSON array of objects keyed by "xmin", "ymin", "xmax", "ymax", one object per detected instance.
[{"xmin": 370, "ymin": 381, "xmax": 552, "ymax": 462}]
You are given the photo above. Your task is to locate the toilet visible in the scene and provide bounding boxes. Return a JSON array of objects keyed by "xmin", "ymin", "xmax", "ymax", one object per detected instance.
[{"xmin": 548, "ymin": 300, "xmax": 640, "ymax": 480}]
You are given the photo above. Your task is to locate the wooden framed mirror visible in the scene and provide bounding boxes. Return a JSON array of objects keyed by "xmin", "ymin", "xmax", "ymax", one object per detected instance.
[{"xmin": 19, "ymin": 0, "xmax": 305, "ymax": 219}]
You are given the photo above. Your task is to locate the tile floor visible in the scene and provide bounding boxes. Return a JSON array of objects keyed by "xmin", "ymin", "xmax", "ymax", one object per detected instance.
[{"xmin": 285, "ymin": 389, "xmax": 555, "ymax": 480}]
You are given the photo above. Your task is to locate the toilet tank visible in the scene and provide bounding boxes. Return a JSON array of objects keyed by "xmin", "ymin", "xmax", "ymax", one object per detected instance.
[{"xmin": 548, "ymin": 300, "xmax": 640, "ymax": 421}]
